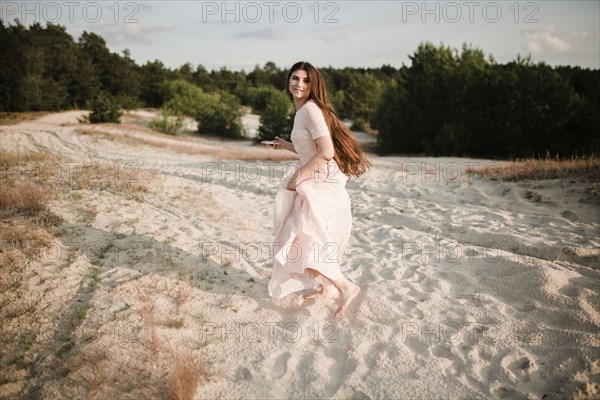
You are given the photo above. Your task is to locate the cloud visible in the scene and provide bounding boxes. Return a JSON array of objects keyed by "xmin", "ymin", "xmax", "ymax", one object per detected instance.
[
  {"xmin": 524, "ymin": 31, "xmax": 570, "ymax": 54},
  {"xmin": 568, "ymin": 31, "xmax": 590, "ymax": 41},
  {"xmin": 93, "ymin": 23, "xmax": 176, "ymax": 45}
]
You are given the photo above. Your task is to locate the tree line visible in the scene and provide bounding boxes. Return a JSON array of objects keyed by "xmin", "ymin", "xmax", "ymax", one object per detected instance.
[
  {"xmin": 1, "ymin": 20, "xmax": 598, "ymax": 158},
  {"xmin": 373, "ymin": 43, "xmax": 599, "ymax": 158}
]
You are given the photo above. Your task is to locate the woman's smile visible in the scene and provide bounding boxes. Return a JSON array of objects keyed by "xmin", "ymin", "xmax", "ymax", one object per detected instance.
[{"xmin": 289, "ymin": 70, "xmax": 310, "ymax": 105}]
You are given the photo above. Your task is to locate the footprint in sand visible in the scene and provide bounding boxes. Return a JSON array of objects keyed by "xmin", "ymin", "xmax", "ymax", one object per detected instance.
[
  {"xmin": 430, "ymin": 345, "xmax": 464, "ymax": 376},
  {"xmin": 501, "ymin": 355, "xmax": 537, "ymax": 383},
  {"xmin": 490, "ymin": 382, "xmax": 523, "ymax": 399},
  {"xmin": 264, "ymin": 351, "xmax": 292, "ymax": 380},
  {"xmin": 402, "ymin": 335, "xmax": 429, "ymax": 356},
  {"xmin": 561, "ymin": 210, "xmax": 579, "ymax": 222}
]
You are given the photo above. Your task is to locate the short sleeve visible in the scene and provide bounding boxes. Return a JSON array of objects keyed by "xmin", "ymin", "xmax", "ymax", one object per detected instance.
[{"xmin": 304, "ymin": 101, "xmax": 330, "ymax": 139}]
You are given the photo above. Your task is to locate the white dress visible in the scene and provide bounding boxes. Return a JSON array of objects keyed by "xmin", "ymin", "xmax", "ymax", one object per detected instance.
[{"xmin": 268, "ymin": 100, "xmax": 352, "ymax": 298}]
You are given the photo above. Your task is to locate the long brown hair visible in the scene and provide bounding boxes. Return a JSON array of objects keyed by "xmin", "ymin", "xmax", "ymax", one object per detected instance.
[{"xmin": 286, "ymin": 61, "xmax": 371, "ymax": 177}]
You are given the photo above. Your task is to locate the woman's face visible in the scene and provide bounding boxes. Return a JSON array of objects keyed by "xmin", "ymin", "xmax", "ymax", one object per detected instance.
[{"xmin": 289, "ymin": 69, "xmax": 310, "ymax": 102}]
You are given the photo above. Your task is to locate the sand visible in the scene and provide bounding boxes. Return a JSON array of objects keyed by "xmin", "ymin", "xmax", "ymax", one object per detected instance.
[{"xmin": 0, "ymin": 110, "xmax": 598, "ymax": 399}]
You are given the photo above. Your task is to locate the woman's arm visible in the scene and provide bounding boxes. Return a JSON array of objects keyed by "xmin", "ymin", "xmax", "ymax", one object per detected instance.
[
  {"xmin": 286, "ymin": 135, "xmax": 334, "ymax": 191},
  {"xmin": 273, "ymin": 136, "xmax": 297, "ymax": 153}
]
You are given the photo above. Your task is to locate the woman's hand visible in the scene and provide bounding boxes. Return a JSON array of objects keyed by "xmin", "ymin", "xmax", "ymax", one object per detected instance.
[
  {"xmin": 273, "ymin": 136, "xmax": 287, "ymax": 150},
  {"xmin": 269, "ymin": 136, "xmax": 297, "ymax": 154},
  {"xmin": 286, "ymin": 177, "xmax": 297, "ymax": 191}
]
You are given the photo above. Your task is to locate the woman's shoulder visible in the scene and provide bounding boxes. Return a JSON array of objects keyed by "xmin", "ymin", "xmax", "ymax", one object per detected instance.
[
  {"xmin": 301, "ymin": 100, "xmax": 328, "ymax": 132},
  {"xmin": 302, "ymin": 100, "xmax": 325, "ymax": 117},
  {"xmin": 304, "ymin": 99, "xmax": 320, "ymax": 110}
]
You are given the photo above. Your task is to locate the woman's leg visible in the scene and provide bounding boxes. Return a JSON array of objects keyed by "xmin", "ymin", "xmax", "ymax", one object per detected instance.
[
  {"xmin": 304, "ymin": 268, "xmax": 361, "ymax": 317},
  {"xmin": 303, "ymin": 268, "xmax": 340, "ymax": 299}
]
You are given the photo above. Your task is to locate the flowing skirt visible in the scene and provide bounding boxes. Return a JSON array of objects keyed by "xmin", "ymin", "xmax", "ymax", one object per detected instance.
[{"xmin": 268, "ymin": 162, "xmax": 352, "ymax": 298}]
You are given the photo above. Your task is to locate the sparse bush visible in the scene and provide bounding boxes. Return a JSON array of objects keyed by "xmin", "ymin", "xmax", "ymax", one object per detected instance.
[{"xmin": 149, "ymin": 108, "xmax": 184, "ymax": 135}]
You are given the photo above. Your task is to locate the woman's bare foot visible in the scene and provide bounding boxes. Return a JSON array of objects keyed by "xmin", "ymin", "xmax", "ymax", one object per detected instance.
[
  {"xmin": 303, "ymin": 285, "xmax": 340, "ymax": 300},
  {"xmin": 334, "ymin": 284, "xmax": 361, "ymax": 317}
]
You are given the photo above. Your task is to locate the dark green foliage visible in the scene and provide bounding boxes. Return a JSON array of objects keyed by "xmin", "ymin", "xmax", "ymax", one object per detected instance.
[
  {"xmin": 81, "ymin": 93, "xmax": 123, "ymax": 123},
  {"xmin": 0, "ymin": 21, "xmax": 80, "ymax": 111},
  {"xmin": 247, "ymin": 61, "xmax": 287, "ymax": 88},
  {"xmin": 374, "ymin": 42, "xmax": 599, "ymax": 158},
  {"xmin": 138, "ymin": 60, "xmax": 171, "ymax": 108},
  {"xmin": 344, "ymin": 73, "xmax": 383, "ymax": 126},
  {"xmin": 77, "ymin": 32, "xmax": 141, "ymax": 109},
  {"xmin": 331, "ymin": 90, "xmax": 347, "ymax": 118},
  {"xmin": 256, "ymin": 91, "xmax": 293, "ymax": 143}
]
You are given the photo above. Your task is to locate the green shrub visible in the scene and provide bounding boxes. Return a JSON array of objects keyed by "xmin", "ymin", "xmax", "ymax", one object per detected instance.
[
  {"xmin": 350, "ymin": 117, "xmax": 366, "ymax": 131},
  {"xmin": 80, "ymin": 93, "xmax": 122, "ymax": 123},
  {"xmin": 245, "ymin": 86, "xmax": 279, "ymax": 113},
  {"xmin": 158, "ymin": 79, "xmax": 244, "ymax": 138},
  {"xmin": 149, "ymin": 108, "xmax": 184, "ymax": 134},
  {"xmin": 256, "ymin": 91, "xmax": 293, "ymax": 143},
  {"xmin": 196, "ymin": 92, "xmax": 243, "ymax": 138},
  {"xmin": 161, "ymin": 79, "xmax": 205, "ymax": 117}
]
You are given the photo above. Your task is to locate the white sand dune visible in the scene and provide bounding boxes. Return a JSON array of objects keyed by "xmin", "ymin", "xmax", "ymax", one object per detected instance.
[{"xmin": 1, "ymin": 110, "xmax": 598, "ymax": 399}]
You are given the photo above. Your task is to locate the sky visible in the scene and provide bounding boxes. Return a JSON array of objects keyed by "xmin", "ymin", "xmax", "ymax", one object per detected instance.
[{"xmin": 2, "ymin": 0, "xmax": 599, "ymax": 71}]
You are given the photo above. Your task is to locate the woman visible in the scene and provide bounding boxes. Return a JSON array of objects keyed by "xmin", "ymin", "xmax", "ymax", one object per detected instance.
[{"xmin": 267, "ymin": 61, "xmax": 371, "ymax": 317}]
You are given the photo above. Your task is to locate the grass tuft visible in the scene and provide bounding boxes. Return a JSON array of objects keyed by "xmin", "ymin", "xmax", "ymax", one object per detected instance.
[{"xmin": 166, "ymin": 347, "xmax": 207, "ymax": 400}]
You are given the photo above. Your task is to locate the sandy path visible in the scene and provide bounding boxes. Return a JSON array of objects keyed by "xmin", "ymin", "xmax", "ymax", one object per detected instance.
[{"xmin": 1, "ymin": 110, "xmax": 598, "ymax": 399}]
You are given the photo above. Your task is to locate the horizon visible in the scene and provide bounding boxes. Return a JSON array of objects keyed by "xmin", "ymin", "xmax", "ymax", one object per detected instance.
[{"xmin": 1, "ymin": 0, "xmax": 598, "ymax": 71}]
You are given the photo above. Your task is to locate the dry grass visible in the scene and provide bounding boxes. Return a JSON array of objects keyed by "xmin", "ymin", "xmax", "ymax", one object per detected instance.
[
  {"xmin": 174, "ymin": 283, "xmax": 192, "ymax": 308},
  {"xmin": 166, "ymin": 346, "xmax": 207, "ymax": 400},
  {"xmin": 0, "ymin": 150, "xmax": 56, "ymax": 166},
  {"xmin": 134, "ymin": 286, "xmax": 162, "ymax": 354},
  {"xmin": 0, "ymin": 111, "xmax": 52, "ymax": 125},
  {"xmin": 75, "ymin": 124, "xmax": 298, "ymax": 161},
  {"xmin": 0, "ymin": 151, "xmax": 63, "ymax": 398},
  {"xmin": 67, "ymin": 162, "xmax": 153, "ymax": 197},
  {"xmin": 467, "ymin": 156, "xmax": 600, "ymax": 181},
  {"xmin": 132, "ymin": 284, "xmax": 208, "ymax": 399},
  {"xmin": 0, "ymin": 151, "xmax": 60, "ymax": 267},
  {"xmin": 0, "ymin": 179, "xmax": 51, "ymax": 213},
  {"xmin": 141, "ymin": 305, "xmax": 160, "ymax": 353},
  {"xmin": 0, "ymin": 218, "xmax": 53, "ymax": 260},
  {"xmin": 0, "ymin": 151, "xmax": 62, "ymax": 214}
]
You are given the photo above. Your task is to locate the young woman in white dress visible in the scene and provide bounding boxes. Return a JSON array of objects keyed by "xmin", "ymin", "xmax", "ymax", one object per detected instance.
[{"xmin": 266, "ymin": 61, "xmax": 371, "ymax": 317}]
